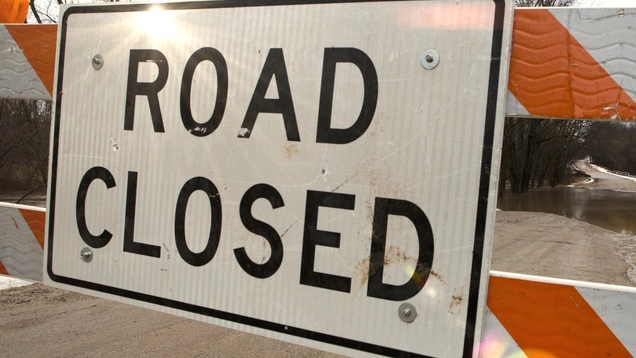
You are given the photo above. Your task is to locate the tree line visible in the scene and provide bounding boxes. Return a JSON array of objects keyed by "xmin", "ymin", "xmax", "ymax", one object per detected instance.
[
  {"xmin": 499, "ymin": 117, "xmax": 588, "ymax": 194},
  {"xmin": 0, "ymin": 98, "xmax": 50, "ymax": 196},
  {"xmin": 584, "ymin": 121, "xmax": 636, "ymax": 176}
]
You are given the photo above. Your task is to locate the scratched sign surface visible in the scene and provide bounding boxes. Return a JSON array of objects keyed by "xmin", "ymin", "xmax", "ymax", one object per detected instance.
[{"xmin": 45, "ymin": 0, "xmax": 512, "ymax": 356}]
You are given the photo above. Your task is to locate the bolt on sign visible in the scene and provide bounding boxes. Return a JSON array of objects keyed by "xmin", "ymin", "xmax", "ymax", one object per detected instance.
[{"xmin": 44, "ymin": 0, "xmax": 513, "ymax": 356}]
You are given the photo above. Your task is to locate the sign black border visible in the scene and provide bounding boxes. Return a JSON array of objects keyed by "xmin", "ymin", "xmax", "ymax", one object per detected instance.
[{"xmin": 47, "ymin": 1, "xmax": 506, "ymax": 356}]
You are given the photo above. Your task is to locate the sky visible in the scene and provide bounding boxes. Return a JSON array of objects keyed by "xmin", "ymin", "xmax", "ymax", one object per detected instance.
[
  {"xmin": 576, "ymin": 0, "xmax": 636, "ymax": 5},
  {"xmin": 28, "ymin": 0, "xmax": 59, "ymax": 24}
]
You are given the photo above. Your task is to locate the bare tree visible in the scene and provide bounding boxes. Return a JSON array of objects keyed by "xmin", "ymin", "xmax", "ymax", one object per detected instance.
[
  {"xmin": 28, "ymin": 0, "xmax": 59, "ymax": 24},
  {"xmin": 0, "ymin": 99, "xmax": 51, "ymax": 200},
  {"xmin": 516, "ymin": 0, "xmax": 573, "ymax": 6},
  {"xmin": 28, "ymin": 0, "xmax": 119, "ymax": 24},
  {"xmin": 500, "ymin": 117, "xmax": 589, "ymax": 194},
  {"xmin": 582, "ymin": 122, "xmax": 636, "ymax": 175}
]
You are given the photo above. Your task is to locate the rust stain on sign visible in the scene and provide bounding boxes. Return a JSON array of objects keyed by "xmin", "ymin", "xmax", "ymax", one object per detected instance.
[
  {"xmin": 283, "ymin": 143, "xmax": 299, "ymax": 159},
  {"xmin": 354, "ymin": 245, "xmax": 418, "ymax": 292},
  {"xmin": 449, "ymin": 294, "xmax": 464, "ymax": 316},
  {"xmin": 429, "ymin": 270, "xmax": 444, "ymax": 284}
]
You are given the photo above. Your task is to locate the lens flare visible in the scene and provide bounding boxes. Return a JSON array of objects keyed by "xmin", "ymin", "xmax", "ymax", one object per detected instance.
[
  {"xmin": 136, "ymin": 6, "xmax": 175, "ymax": 38},
  {"xmin": 476, "ymin": 329, "xmax": 559, "ymax": 358},
  {"xmin": 404, "ymin": 263, "xmax": 428, "ymax": 288}
]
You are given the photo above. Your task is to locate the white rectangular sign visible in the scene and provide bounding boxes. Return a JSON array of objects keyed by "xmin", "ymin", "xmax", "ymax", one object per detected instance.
[{"xmin": 45, "ymin": 1, "xmax": 512, "ymax": 356}]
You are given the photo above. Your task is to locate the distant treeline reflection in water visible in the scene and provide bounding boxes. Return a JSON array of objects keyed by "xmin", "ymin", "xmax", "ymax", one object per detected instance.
[{"xmin": 497, "ymin": 188, "xmax": 636, "ymax": 235}]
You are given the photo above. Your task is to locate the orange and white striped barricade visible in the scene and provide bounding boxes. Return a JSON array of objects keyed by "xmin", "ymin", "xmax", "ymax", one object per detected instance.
[
  {"xmin": 0, "ymin": 24, "xmax": 54, "ymax": 282},
  {"xmin": 0, "ymin": 202, "xmax": 45, "ymax": 282},
  {"xmin": 0, "ymin": 24, "xmax": 55, "ymax": 101},
  {"xmin": 0, "ymin": 24, "xmax": 55, "ymax": 280},
  {"xmin": 507, "ymin": 7, "xmax": 636, "ymax": 121},
  {"xmin": 483, "ymin": 271, "xmax": 636, "ymax": 357}
]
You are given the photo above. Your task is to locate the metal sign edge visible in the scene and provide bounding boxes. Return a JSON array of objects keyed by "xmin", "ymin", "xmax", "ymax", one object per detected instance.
[{"xmin": 45, "ymin": 0, "xmax": 510, "ymax": 356}]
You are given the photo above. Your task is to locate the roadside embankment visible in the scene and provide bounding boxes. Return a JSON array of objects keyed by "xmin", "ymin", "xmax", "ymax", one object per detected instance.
[{"xmin": 570, "ymin": 160, "xmax": 636, "ymax": 191}]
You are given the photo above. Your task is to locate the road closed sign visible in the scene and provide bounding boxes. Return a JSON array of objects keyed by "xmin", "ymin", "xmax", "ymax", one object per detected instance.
[{"xmin": 45, "ymin": 0, "xmax": 512, "ymax": 356}]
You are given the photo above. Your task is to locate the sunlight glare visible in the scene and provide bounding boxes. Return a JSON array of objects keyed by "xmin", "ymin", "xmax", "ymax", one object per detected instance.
[{"xmin": 136, "ymin": 6, "xmax": 175, "ymax": 38}]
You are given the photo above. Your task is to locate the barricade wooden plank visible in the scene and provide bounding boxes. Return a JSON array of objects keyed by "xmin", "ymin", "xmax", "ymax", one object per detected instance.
[
  {"xmin": 507, "ymin": 8, "xmax": 636, "ymax": 120},
  {"xmin": 485, "ymin": 272, "xmax": 636, "ymax": 358},
  {"xmin": 5, "ymin": 24, "xmax": 57, "ymax": 97},
  {"xmin": 0, "ymin": 258, "xmax": 8, "ymax": 275},
  {"xmin": 578, "ymin": 286, "xmax": 636, "ymax": 356},
  {"xmin": 0, "ymin": 203, "xmax": 45, "ymax": 282},
  {"xmin": 0, "ymin": 24, "xmax": 55, "ymax": 100}
]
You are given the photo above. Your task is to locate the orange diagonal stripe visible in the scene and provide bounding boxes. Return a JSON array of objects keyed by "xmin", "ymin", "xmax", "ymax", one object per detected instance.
[
  {"xmin": 0, "ymin": 259, "xmax": 8, "ymax": 275},
  {"xmin": 18, "ymin": 209, "xmax": 45, "ymax": 250},
  {"xmin": 487, "ymin": 276, "xmax": 631, "ymax": 357},
  {"xmin": 5, "ymin": 24, "xmax": 57, "ymax": 97},
  {"xmin": 509, "ymin": 9, "xmax": 636, "ymax": 120}
]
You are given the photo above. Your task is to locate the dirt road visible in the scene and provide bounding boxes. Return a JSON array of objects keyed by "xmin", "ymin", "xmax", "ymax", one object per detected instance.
[
  {"xmin": 572, "ymin": 161, "xmax": 636, "ymax": 191},
  {"xmin": 492, "ymin": 211, "xmax": 634, "ymax": 287},
  {"xmin": 0, "ymin": 284, "xmax": 341, "ymax": 358}
]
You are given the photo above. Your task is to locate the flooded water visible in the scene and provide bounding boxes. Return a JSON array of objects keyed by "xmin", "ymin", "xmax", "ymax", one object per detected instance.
[{"xmin": 497, "ymin": 188, "xmax": 636, "ymax": 235}]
